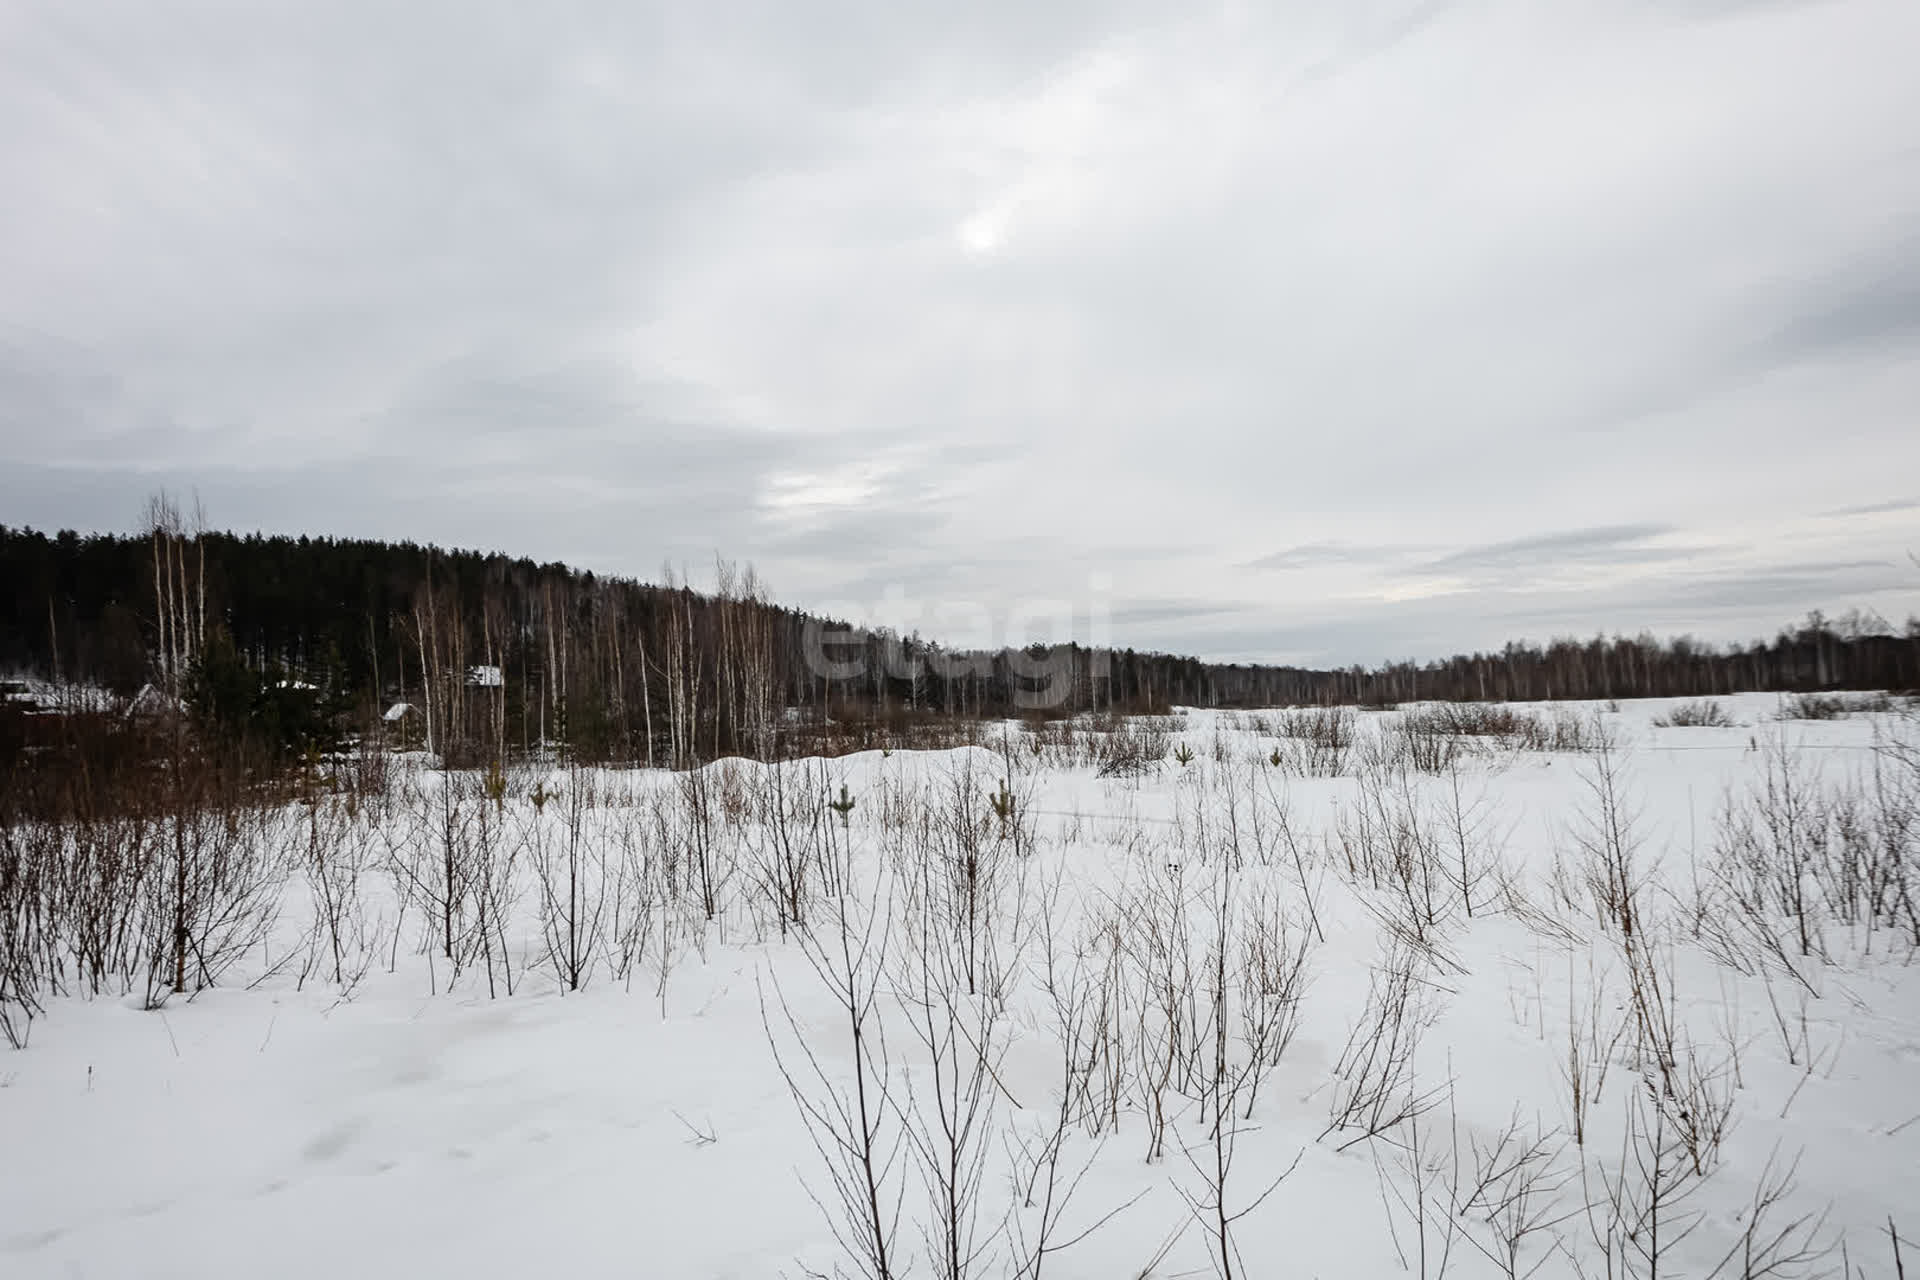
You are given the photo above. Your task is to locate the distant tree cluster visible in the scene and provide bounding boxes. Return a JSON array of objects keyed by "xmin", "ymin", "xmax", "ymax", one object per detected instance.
[{"xmin": 2, "ymin": 517, "xmax": 1916, "ymax": 778}]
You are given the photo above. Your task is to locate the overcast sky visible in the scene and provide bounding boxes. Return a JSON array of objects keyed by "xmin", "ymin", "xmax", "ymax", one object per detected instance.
[{"xmin": 3, "ymin": 0, "xmax": 1918, "ymax": 665}]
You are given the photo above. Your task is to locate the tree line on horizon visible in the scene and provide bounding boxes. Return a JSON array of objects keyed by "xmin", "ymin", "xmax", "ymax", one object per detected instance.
[{"xmin": 2, "ymin": 517, "xmax": 1917, "ymax": 773}]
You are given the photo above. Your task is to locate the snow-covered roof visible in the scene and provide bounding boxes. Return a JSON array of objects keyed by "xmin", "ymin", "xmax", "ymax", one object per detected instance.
[
  {"xmin": 383, "ymin": 702, "xmax": 415, "ymax": 722},
  {"xmin": 126, "ymin": 683, "xmax": 183, "ymax": 718},
  {"xmin": 1, "ymin": 676, "xmax": 118, "ymax": 713}
]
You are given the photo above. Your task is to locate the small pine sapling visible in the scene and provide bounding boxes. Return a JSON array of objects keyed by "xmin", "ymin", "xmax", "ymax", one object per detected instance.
[
  {"xmin": 829, "ymin": 782, "xmax": 857, "ymax": 828},
  {"xmin": 1174, "ymin": 743, "xmax": 1196, "ymax": 768},
  {"xmin": 990, "ymin": 779, "xmax": 1017, "ymax": 836}
]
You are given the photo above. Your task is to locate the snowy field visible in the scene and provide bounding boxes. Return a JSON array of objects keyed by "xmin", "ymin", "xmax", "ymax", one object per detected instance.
[{"xmin": 4, "ymin": 694, "xmax": 1918, "ymax": 1279}]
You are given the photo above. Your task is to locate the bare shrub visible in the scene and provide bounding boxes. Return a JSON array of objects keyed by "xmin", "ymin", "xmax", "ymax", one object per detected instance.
[
  {"xmin": 1024, "ymin": 714, "xmax": 1177, "ymax": 779},
  {"xmin": 1712, "ymin": 737, "xmax": 1836, "ymax": 973},
  {"xmin": 896, "ymin": 811, "xmax": 1011, "ymax": 1280},
  {"xmin": 0, "ymin": 817, "xmax": 47, "ymax": 1048},
  {"xmin": 674, "ymin": 766, "xmax": 730, "ymax": 921},
  {"xmin": 1321, "ymin": 938, "xmax": 1443, "ymax": 1149},
  {"xmin": 1583, "ymin": 1077, "xmax": 1713, "ymax": 1280},
  {"xmin": 1570, "ymin": 737, "xmax": 1647, "ymax": 944},
  {"xmin": 763, "ymin": 872, "xmax": 905, "ymax": 1280},
  {"xmin": 1371, "ymin": 1106, "xmax": 1464, "ymax": 1280},
  {"xmin": 1515, "ymin": 708, "xmax": 1607, "ymax": 754},
  {"xmin": 297, "ymin": 798, "xmax": 382, "ymax": 996},
  {"xmin": 60, "ymin": 813, "xmax": 159, "ymax": 997},
  {"xmin": 606, "ymin": 795, "xmax": 663, "ymax": 988},
  {"xmin": 1572, "ymin": 739, "xmax": 1735, "ymax": 1179},
  {"xmin": 1853, "ymin": 737, "xmax": 1920, "ymax": 948},
  {"xmin": 1440, "ymin": 758, "xmax": 1501, "ymax": 918},
  {"xmin": 1395, "ymin": 703, "xmax": 1605, "ymax": 756},
  {"xmin": 1704, "ymin": 1148, "xmax": 1836, "ymax": 1280},
  {"xmin": 381, "ymin": 770, "xmax": 521, "ymax": 996},
  {"xmin": 1562, "ymin": 953, "xmax": 1631, "ymax": 1151},
  {"xmin": 1653, "ymin": 701, "xmax": 1735, "ymax": 729},
  {"xmin": 384, "ymin": 771, "xmax": 475, "ymax": 976},
  {"xmin": 143, "ymin": 801, "xmax": 286, "ymax": 1008},
  {"xmin": 745, "ymin": 761, "xmax": 828, "ymax": 937},
  {"xmin": 1276, "ymin": 707, "xmax": 1354, "ymax": 777},
  {"xmin": 1150, "ymin": 861, "xmax": 1311, "ymax": 1279},
  {"xmin": 1336, "ymin": 764, "xmax": 1460, "ymax": 945},
  {"xmin": 1777, "ymin": 692, "xmax": 1890, "ymax": 721},
  {"xmin": 1235, "ymin": 882, "xmax": 1312, "ymax": 1117},
  {"xmin": 1429, "ymin": 703, "xmax": 1531, "ymax": 739},
  {"xmin": 528, "ymin": 768, "xmax": 608, "ymax": 992},
  {"xmin": 907, "ymin": 764, "xmax": 1016, "ymax": 1001},
  {"xmin": 1117, "ymin": 852, "xmax": 1199, "ymax": 1164},
  {"xmin": 463, "ymin": 791, "xmax": 524, "ymax": 998},
  {"xmin": 1010, "ymin": 871, "xmax": 1141, "ymax": 1279},
  {"xmin": 1454, "ymin": 1109, "xmax": 1579, "ymax": 1279},
  {"xmin": 1396, "ymin": 710, "xmax": 1462, "ymax": 775}
]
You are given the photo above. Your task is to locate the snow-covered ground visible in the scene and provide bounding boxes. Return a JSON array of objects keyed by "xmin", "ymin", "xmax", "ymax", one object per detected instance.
[{"xmin": 4, "ymin": 694, "xmax": 1917, "ymax": 1278}]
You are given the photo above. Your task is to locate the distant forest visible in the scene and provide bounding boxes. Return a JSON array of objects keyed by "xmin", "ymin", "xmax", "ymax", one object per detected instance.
[{"xmin": 2, "ymin": 515, "xmax": 1917, "ymax": 769}]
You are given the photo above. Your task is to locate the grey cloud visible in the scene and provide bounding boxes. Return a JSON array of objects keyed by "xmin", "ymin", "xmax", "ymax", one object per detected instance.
[
  {"xmin": 0, "ymin": 330, "xmax": 124, "ymax": 438},
  {"xmin": 1759, "ymin": 237, "xmax": 1920, "ymax": 359},
  {"xmin": 0, "ymin": 448, "xmax": 778, "ymax": 577},
  {"xmin": 383, "ymin": 358, "xmax": 673, "ymax": 442},
  {"xmin": 757, "ymin": 506, "xmax": 953, "ymax": 561},
  {"xmin": 1474, "ymin": 558, "xmax": 1910, "ymax": 638},
  {"xmin": 1247, "ymin": 541, "xmax": 1423, "ymax": 571},
  {"xmin": 1820, "ymin": 498, "xmax": 1920, "ymax": 518},
  {"xmin": 1106, "ymin": 542, "xmax": 1215, "ymax": 560},
  {"xmin": 1107, "ymin": 600, "xmax": 1257, "ymax": 626},
  {"xmin": 1607, "ymin": 560, "xmax": 1907, "ymax": 615},
  {"xmin": 1159, "ymin": 555, "xmax": 1916, "ymax": 667},
  {"xmin": 1150, "ymin": 618, "xmax": 1454, "ymax": 667},
  {"xmin": 1665, "ymin": 0, "xmax": 1847, "ymax": 19},
  {"xmin": 4, "ymin": 0, "xmax": 1919, "ymax": 665},
  {"xmin": 1408, "ymin": 524, "xmax": 1687, "ymax": 576}
]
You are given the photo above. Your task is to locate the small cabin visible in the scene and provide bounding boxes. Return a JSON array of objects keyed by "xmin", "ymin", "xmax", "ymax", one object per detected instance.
[
  {"xmin": 126, "ymin": 682, "xmax": 183, "ymax": 723},
  {"xmin": 381, "ymin": 701, "xmax": 423, "ymax": 749}
]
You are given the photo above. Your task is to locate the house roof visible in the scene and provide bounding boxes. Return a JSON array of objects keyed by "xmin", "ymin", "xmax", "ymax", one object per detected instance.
[{"xmin": 126, "ymin": 682, "xmax": 183, "ymax": 718}]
